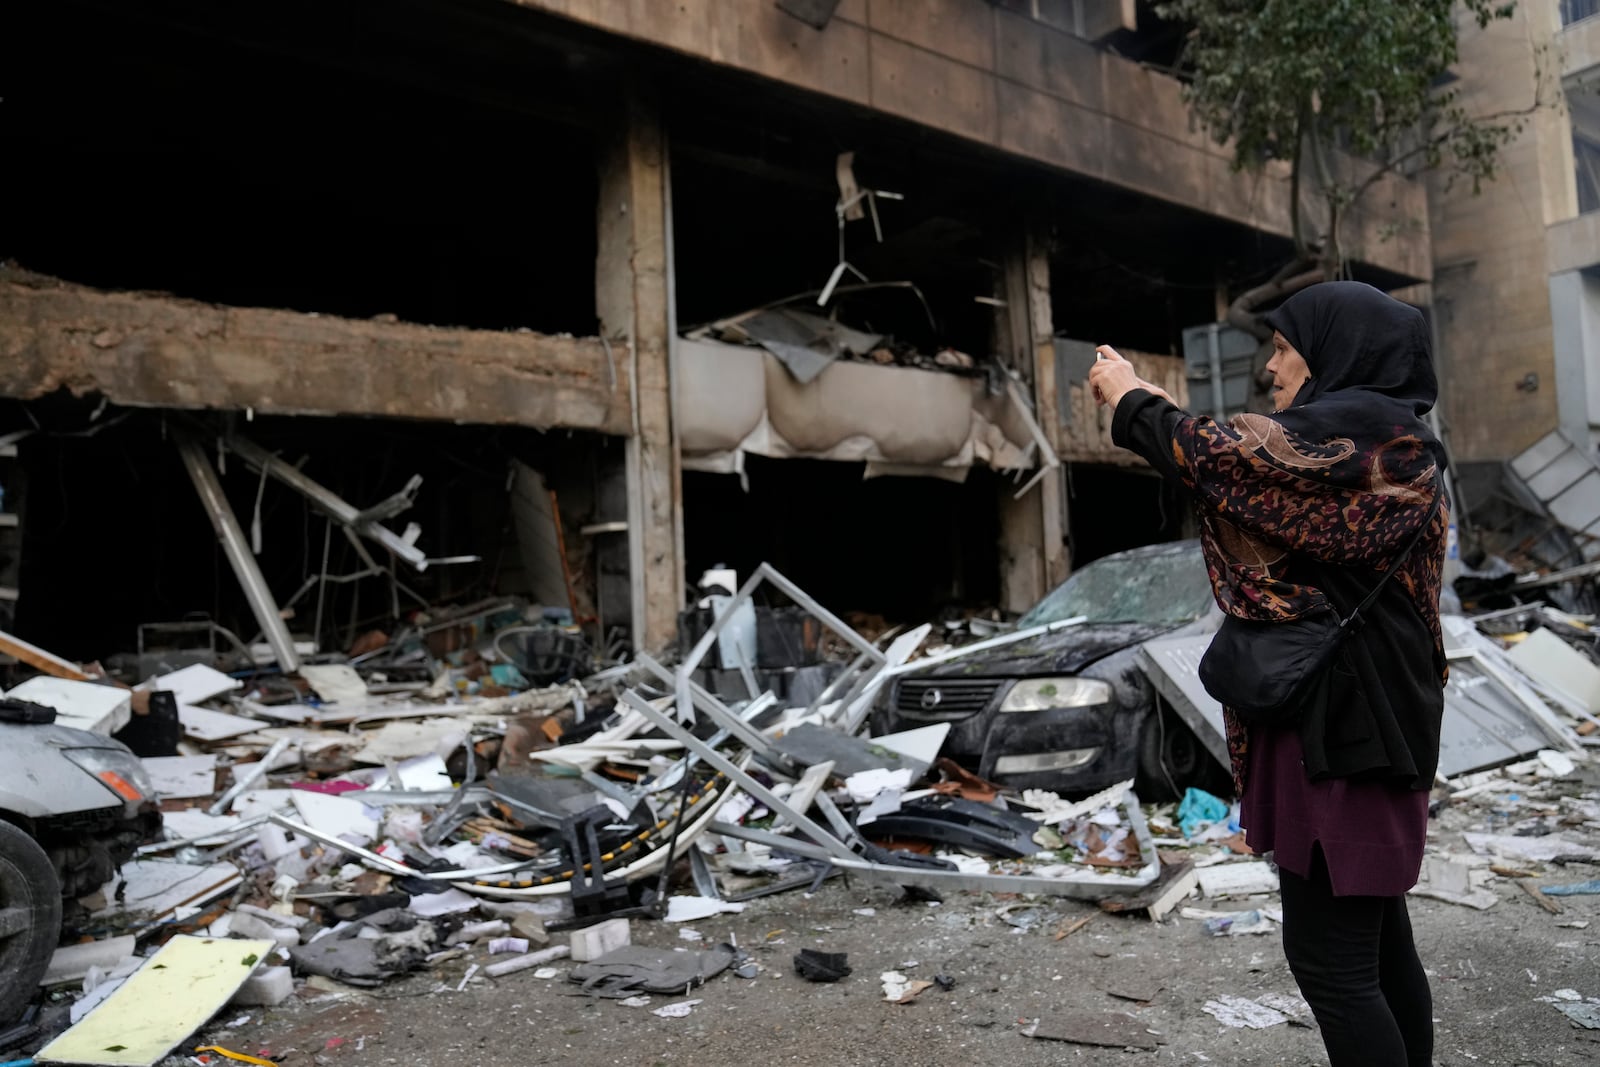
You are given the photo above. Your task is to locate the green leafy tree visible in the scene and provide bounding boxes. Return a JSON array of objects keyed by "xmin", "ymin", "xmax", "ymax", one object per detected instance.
[{"xmin": 1156, "ymin": 0, "xmax": 1536, "ymax": 332}]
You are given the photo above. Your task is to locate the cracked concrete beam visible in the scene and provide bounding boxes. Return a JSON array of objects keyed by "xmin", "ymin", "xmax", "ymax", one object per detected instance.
[{"xmin": 0, "ymin": 273, "xmax": 632, "ymax": 434}]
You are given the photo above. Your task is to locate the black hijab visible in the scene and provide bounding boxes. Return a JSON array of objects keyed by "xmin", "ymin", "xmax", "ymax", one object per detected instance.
[
  {"xmin": 1260, "ymin": 281, "xmax": 1447, "ymax": 786},
  {"xmin": 1261, "ymin": 281, "xmax": 1447, "ymax": 469}
]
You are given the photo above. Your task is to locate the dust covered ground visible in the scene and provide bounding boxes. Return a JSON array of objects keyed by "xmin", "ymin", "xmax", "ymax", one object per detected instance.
[{"xmin": 207, "ymin": 860, "xmax": 1600, "ymax": 1067}]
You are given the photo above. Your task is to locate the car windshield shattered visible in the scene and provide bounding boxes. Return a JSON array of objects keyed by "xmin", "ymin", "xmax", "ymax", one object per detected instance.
[{"xmin": 1018, "ymin": 544, "xmax": 1214, "ymax": 628}]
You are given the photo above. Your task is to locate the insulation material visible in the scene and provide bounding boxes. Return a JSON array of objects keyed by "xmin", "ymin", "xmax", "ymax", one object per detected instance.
[
  {"xmin": 676, "ymin": 339, "xmax": 1032, "ymax": 478},
  {"xmin": 5, "ymin": 677, "xmax": 131, "ymax": 735},
  {"xmin": 509, "ymin": 460, "xmax": 573, "ymax": 612},
  {"xmin": 36, "ymin": 936, "xmax": 274, "ymax": 1066}
]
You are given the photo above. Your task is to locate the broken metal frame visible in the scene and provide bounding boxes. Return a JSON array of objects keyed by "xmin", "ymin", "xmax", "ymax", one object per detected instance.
[
  {"xmin": 223, "ymin": 432, "xmax": 432, "ymax": 573},
  {"xmin": 281, "ymin": 520, "xmax": 432, "ymax": 642},
  {"xmin": 626, "ymin": 688, "xmax": 1160, "ymax": 898},
  {"xmin": 1454, "ymin": 639, "xmax": 1593, "ymax": 748},
  {"xmin": 1003, "ymin": 375, "xmax": 1062, "ymax": 500},
  {"xmin": 177, "ymin": 435, "xmax": 303, "ymax": 672},
  {"xmin": 673, "ymin": 563, "xmax": 888, "ymax": 731}
]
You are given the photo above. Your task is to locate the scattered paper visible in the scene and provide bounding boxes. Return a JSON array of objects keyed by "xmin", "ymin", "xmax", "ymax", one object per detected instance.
[
  {"xmin": 652, "ymin": 999, "xmax": 702, "ymax": 1019},
  {"xmin": 155, "ymin": 664, "xmax": 242, "ymax": 705},
  {"xmin": 141, "ymin": 755, "xmax": 219, "ymax": 800},
  {"xmin": 1203, "ymin": 994, "xmax": 1289, "ymax": 1029},
  {"xmin": 665, "ymin": 895, "xmax": 747, "ymax": 923},
  {"xmin": 1463, "ymin": 832, "xmax": 1600, "ymax": 864},
  {"xmin": 1197, "ymin": 862, "xmax": 1280, "ymax": 898},
  {"xmin": 290, "ymin": 791, "xmax": 378, "ymax": 844},
  {"xmin": 881, "ymin": 971, "xmax": 934, "ymax": 1003},
  {"xmin": 368, "ymin": 753, "xmax": 453, "ymax": 792},
  {"xmin": 299, "ymin": 664, "xmax": 370, "ymax": 705},
  {"xmin": 845, "ymin": 767, "xmax": 913, "ymax": 803},
  {"xmin": 408, "ymin": 889, "xmax": 481, "ymax": 918},
  {"xmin": 178, "ymin": 704, "xmax": 266, "ymax": 743}
]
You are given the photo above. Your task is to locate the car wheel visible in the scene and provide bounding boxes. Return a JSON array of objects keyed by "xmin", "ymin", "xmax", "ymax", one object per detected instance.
[
  {"xmin": 0, "ymin": 820, "xmax": 62, "ymax": 1025},
  {"xmin": 1136, "ymin": 704, "xmax": 1225, "ymax": 802}
]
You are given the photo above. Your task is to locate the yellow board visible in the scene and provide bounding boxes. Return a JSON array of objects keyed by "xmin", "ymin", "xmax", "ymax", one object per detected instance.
[{"xmin": 37, "ymin": 935, "xmax": 275, "ymax": 1067}]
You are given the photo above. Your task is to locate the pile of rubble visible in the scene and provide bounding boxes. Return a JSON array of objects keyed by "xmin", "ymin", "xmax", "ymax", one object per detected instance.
[
  {"xmin": 7, "ymin": 560, "xmax": 1600, "ymax": 1061},
  {"xmin": 0, "ymin": 564, "xmax": 1184, "ymax": 1065}
]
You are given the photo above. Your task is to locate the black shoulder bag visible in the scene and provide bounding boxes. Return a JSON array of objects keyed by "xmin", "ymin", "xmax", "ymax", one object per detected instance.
[{"xmin": 1197, "ymin": 492, "xmax": 1443, "ymax": 724}]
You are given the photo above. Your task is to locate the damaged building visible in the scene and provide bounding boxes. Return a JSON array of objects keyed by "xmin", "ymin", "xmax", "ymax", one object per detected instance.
[{"xmin": 0, "ymin": 0, "xmax": 1434, "ymax": 665}]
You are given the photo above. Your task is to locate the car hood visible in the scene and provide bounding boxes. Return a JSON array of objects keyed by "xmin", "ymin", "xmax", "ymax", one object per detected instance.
[{"xmin": 915, "ymin": 621, "xmax": 1178, "ymax": 679}]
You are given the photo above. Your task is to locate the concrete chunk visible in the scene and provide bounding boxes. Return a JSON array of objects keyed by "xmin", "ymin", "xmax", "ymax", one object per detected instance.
[
  {"xmin": 228, "ymin": 912, "xmax": 301, "ymax": 948},
  {"xmin": 231, "ymin": 965, "xmax": 294, "ymax": 1007},
  {"xmin": 569, "ymin": 918, "xmax": 630, "ymax": 963}
]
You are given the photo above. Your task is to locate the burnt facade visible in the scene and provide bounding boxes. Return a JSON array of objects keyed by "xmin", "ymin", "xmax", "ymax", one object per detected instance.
[{"xmin": 0, "ymin": 0, "xmax": 1431, "ymax": 661}]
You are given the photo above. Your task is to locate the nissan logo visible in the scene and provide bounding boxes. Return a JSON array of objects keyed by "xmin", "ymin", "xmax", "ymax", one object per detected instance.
[{"xmin": 920, "ymin": 688, "xmax": 943, "ymax": 710}]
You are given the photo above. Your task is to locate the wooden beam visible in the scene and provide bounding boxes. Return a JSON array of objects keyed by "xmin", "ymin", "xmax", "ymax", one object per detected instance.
[{"xmin": 0, "ymin": 627, "xmax": 89, "ymax": 681}]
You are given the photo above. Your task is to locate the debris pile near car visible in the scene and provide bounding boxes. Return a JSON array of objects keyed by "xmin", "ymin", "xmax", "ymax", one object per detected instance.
[
  {"xmin": 8, "ymin": 550, "xmax": 1600, "ymax": 1061},
  {"xmin": 0, "ymin": 563, "xmax": 1174, "ymax": 1065}
]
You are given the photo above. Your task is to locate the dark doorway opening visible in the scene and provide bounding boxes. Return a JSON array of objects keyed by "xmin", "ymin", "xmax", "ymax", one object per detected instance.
[
  {"xmin": 5, "ymin": 396, "xmax": 620, "ymax": 664},
  {"xmin": 683, "ymin": 458, "xmax": 1003, "ymax": 625},
  {"xmin": 1066, "ymin": 464, "xmax": 1190, "ymax": 567}
]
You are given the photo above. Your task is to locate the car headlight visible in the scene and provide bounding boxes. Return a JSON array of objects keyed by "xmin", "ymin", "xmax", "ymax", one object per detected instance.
[
  {"xmin": 999, "ymin": 677, "xmax": 1112, "ymax": 712},
  {"xmin": 64, "ymin": 747, "xmax": 156, "ymax": 811}
]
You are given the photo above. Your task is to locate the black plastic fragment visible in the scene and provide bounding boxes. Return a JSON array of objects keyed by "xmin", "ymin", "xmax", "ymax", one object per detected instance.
[
  {"xmin": 793, "ymin": 949, "xmax": 851, "ymax": 983},
  {"xmin": 0, "ymin": 698, "xmax": 56, "ymax": 725}
]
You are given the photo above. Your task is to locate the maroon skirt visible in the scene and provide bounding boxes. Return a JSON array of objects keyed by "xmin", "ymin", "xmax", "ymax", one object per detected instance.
[{"xmin": 1240, "ymin": 725, "xmax": 1429, "ymax": 897}]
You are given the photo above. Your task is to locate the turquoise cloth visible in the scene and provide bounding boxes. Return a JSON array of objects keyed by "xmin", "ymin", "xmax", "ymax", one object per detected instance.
[{"xmin": 1178, "ymin": 786, "xmax": 1229, "ymax": 838}]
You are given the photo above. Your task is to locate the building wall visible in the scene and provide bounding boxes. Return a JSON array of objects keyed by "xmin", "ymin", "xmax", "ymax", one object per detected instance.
[
  {"xmin": 522, "ymin": 0, "xmax": 1431, "ymax": 281},
  {"xmin": 1429, "ymin": 3, "xmax": 1568, "ymax": 462}
]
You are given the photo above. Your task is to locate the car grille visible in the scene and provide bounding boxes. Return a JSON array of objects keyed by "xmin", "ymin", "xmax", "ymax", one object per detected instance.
[{"xmin": 893, "ymin": 678, "xmax": 1006, "ymax": 721}]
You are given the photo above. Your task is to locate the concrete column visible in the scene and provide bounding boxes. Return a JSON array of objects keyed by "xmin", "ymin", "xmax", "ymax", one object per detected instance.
[
  {"xmin": 997, "ymin": 219, "xmax": 1068, "ymax": 613},
  {"xmin": 596, "ymin": 86, "xmax": 684, "ymax": 654},
  {"xmin": 1548, "ymin": 268, "xmax": 1600, "ymax": 450}
]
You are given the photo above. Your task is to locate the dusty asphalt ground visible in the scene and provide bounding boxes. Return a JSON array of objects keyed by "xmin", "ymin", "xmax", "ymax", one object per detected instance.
[{"xmin": 202, "ymin": 808, "xmax": 1600, "ymax": 1067}]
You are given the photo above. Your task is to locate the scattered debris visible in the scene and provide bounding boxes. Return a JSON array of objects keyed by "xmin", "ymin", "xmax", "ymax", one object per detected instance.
[
  {"xmin": 36, "ymin": 936, "xmax": 273, "ymax": 1067},
  {"xmin": 793, "ymin": 949, "xmax": 851, "ymax": 983},
  {"xmin": 1022, "ymin": 1011, "xmax": 1159, "ymax": 1049},
  {"xmin": 5, "ymin": 551, "xmax": 1600, "ymax": 1064},
  {"xmin": 880, "ymin": 971, "xmax": 934, "ymax": 1004},
  {"xmin": 1202, "ymin": 994, "xmax": 1295, "ymax": 1030}
]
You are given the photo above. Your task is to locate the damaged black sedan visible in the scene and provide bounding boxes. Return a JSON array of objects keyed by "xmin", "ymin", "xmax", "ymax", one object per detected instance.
[{"xmin": 874, "ymin": 540, "xmax": 1226, "ymax": 800}]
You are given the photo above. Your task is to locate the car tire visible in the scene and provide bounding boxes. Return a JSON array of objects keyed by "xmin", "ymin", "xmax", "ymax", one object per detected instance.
[
  {"xmin": 1136, "ymin": 704, "xmax": 1226, "ymax": 802},
  {"xmin": 0, "ymin": 820, "xmax": 62, "ymax": 1025}
]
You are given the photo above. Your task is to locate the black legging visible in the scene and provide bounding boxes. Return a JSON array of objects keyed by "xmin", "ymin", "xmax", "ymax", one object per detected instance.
[{"xmin": 1278, "ymin": 845, "xmax": 1433, "ymax": 1067}]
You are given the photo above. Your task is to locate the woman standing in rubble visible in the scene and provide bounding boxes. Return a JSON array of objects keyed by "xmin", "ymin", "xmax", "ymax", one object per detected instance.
[{"xmin": 1088, "ymin": 282, "xmax": 1448, "ymax": 1067}]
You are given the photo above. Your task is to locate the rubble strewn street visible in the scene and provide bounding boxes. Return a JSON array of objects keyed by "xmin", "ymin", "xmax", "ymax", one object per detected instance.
[
  {"xmin": 2, "ymin": 558, "xmax": 1599, "ymax": 1065},
  {"xmin": 4, "ymin": 2, "xmax": 1600, "ymax": 1064}
]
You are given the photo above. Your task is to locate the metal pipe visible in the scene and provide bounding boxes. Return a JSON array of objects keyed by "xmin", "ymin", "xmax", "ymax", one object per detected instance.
[
  {"xmin": 224, "ymin": 433, "xmax": 429, "ymax": 572},
  {"xmin": 177, "ymin": 436, "xmax": 302, "ymax": 672},
  {"xmin": 1207, "ymin": 322, "xmax": 1226, "ymax": 421},
  {"xmin": 207, "ymin": 738, "xmax": 292, "ymax": 817}
]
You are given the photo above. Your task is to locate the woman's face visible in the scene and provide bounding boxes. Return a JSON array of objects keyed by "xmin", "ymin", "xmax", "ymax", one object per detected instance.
[{"xmin": 1265, "ymin": 330, "xmax": 1312, "ymax": 411}]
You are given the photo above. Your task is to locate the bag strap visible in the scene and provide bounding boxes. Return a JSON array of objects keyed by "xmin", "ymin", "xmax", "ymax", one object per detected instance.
[{"xmin": 1340, "ymin": 488, "xmax": 1445, "ymax": 633}]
